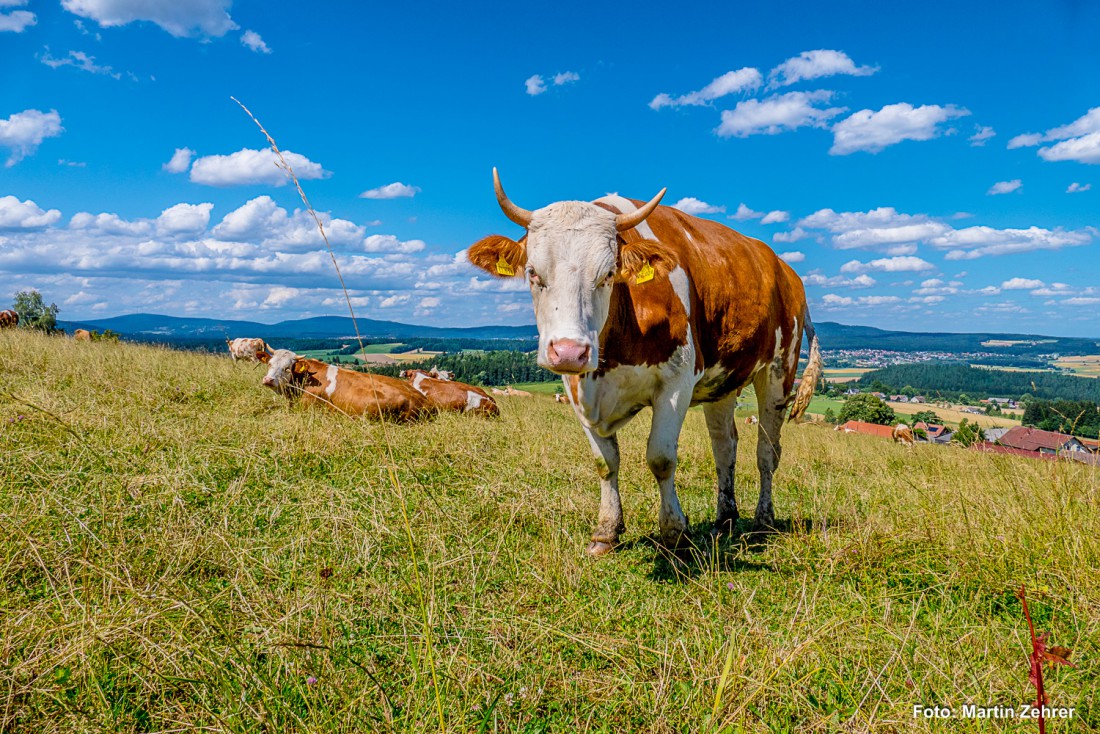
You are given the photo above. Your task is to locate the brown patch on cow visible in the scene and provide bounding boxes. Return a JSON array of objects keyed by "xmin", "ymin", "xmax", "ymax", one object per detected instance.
[
  {"xmin": 467, "ymin": 234, "xmax": 527, "ymax": 278},
  {"xmin": 0, "ymin": 310, "xmax": 18, "ymax": 329},
  {"xmin": 291, "ymin": 358, "xmax": 432, "ymax": 421},
  {"xmin": 73, "ymin": 329, "xmax": 92, "ymax": 341},
  {"xmin": 402, "ymin": 370, "xmax": 500, "ymax": 417}
]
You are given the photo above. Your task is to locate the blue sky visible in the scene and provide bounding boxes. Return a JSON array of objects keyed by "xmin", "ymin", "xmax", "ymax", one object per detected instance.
[{"xmin": 2, "ymin": 0, "xmax": 1098, "ymax": 336}]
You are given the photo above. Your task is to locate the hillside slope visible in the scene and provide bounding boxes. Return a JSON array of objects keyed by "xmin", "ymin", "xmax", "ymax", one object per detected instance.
[{"xmin": 1, "ymin": 331, "xmax": 1096, "ymax": 731}]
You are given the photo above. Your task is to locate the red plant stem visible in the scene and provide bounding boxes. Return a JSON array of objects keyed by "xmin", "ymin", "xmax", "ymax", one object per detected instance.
[{"xmin": 1018, "ymin": 585, "xmax": 1046, "ymax": 734}]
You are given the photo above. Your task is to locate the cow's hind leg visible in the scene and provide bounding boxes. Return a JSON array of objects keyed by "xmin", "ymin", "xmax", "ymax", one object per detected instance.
[
  {"xmin": 581, "ymin": 427, "xmax": 623, "ymax": 557},
  {"xmin": 648, "ymin": 388, "xmax": 693, "ymax": 548},
  {"xmin": 703, "ymin": 391, "xmax": 740, "ymax": 537},
  {"xmin": 751, "ymin": 369, "xmax": 789, "ymax": 532}
]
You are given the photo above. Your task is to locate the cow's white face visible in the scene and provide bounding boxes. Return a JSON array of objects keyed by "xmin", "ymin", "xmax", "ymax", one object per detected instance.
[
  {"xmin": 524, "ymin": 202, "xmax": 619, "ymax": 374},
  {"xmin": 260, "ymin": 349, "xmax": 301, "ymax": 395}
]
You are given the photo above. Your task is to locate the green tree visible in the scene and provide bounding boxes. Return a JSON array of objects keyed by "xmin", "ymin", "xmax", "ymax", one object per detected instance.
[
  {"xmin": 823, "ymin": 407, "xmax": 839, "ymax": 425},
  {"xmin": 12, "ymin": 290, "xmax": 60, "ymax": 333},
  {"xmin": 839, "ymin": 394, "xmax": 895, "ymax": 426},
  {"xmin": 953, "ymin": 418, "xmax": 982, "ymax": 447},
  {"xmin": 912, "ymin": 410, "xmax": 940, "ymax": 425}
]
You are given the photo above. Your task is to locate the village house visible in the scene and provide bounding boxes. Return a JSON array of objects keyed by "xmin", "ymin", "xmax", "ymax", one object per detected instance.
[
  {"xmin": 997, "ymin": 426, "xmax": 1087, "ymax": 456},
  {"xmin": 914, "ymin": 421, "xmax": 953, "ymax": 444}
]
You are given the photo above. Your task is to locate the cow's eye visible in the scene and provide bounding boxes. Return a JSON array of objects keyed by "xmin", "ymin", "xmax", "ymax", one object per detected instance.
[
  {"xmin": 600, "ymin": 270, "xmax": 615, "ymax": 287},
  {"xmin": 527, "ymin": 267, "xmax": 545, "ymax": 289}
]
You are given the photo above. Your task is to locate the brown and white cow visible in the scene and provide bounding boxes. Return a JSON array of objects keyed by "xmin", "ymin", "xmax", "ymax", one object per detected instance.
[
  {"xmin": 555, "ymin": 393, "xmax": 569, "ymax": 403},
  {"xmin": 259, "ymin": 349, "xmax": 432, "ymax": 421},
  {"xmin": 504, "ymin": 386, "xmax": 533, "ymax": 397},
  {"xmin": 0, "ymin": 310, "xmax": 18, "ymax": 329},
  {"xmin": 228, "ymin": 337, "xmax": 270, "ymax": 363},
  {"xmin": 401, "ymin": 369, "xmax": 500, "ymax": 417},
  {"xmin": 468, "ymin": 169, "xmax": 822, "ymax": 555},
  {"xmin": 73, "ymin": 328, "xmax": 92, "ymax": 341},
  {"xmin": 429, "ymin": 367, "xmax": 455, "ymax": 381},
  {"xmin": 892, "ymin": 423, "xmax": 915, "ymax": 446}
]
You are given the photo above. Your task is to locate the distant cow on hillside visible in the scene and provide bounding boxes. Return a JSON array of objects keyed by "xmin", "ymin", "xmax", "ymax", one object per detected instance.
[
  {"xmin": 892, "ymin": 424, "xmax": 915, "ymax": 446},
  {"xmin": 555, "ymin": 393, "xmax": 568, "ymax": 403},
  {"xmin": 73, "ymin": 329, "xmax": 92, "ymax": 341},
  {"xmin": 228, "ymin": 337, "xmax": 270, "ymax": 363},
  {"xmin": 745, "ymin": 415, "xmax": 758, "ymax": 425},
  {"xmin": 0, "ymin": 310, "xmax": 17, "ymax": 329},
  {"xmin": 504, "ymin": 386, "xmax": 532, "ymax": 397},
  {"xmin": 259, "ymin": 350, "xmax": 432, "ymax": 422},
  {"xmin": 401, "ymin": 369, "xmax": 499, "ymax": 417}
]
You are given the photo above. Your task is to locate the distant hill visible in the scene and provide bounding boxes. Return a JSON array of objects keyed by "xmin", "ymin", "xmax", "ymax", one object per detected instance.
[
  {"xmin": 57, "ymin": 313, "xmax": 539, "ymax": 341},
  {"xmin": 813, "ymin": 322, "xmax": 1099, "ymax": 356},
  {"xmin": 53, "ymin": 314, "xmax": 1098, "ymax": 356}
]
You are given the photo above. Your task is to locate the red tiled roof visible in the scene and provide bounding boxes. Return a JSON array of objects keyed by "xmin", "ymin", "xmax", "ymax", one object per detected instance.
[
  {"xmin": 998, "ymin": 426, "xmax": 1076, "ymax": 452},
  {"xmin": 971, "ymin": 442, "xmax": 1059, "ymax": 461},
  {"xmin": 836, "ymin": 420, "xmax": 895, "ymax": 439}
]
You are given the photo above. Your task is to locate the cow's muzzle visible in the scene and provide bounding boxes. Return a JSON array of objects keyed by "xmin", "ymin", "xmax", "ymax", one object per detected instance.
[
  {"xmin": 262, "ymin": 376, "xmax": 276, "ymax": 387},
  {"xmin": 545, "ymin": 338, "xmax": 592, "ymax": 374}
]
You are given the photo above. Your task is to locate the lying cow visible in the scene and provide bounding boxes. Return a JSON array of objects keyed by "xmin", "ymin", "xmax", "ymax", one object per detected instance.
[
  {"xmin": 227, "ymin": 337, "xmax": 270, "ymax": 363},
  {"xmin": 429, "ymin": 367, "xmax": 454, "ymax": 381},
  {"xmin": 0, "ymin": 310, "xmax": 17, "ymax": 329},
  {"xmin": 555, "ymin": 393, "xmax": 569, "ymax": 403},
  {"xmin": 468, "ymin": 169, "xmax": 822, "ymax": 554},
  {"xmin": 892, "ymin": 424, "xmax": 915, "ymax": 446},
  {"xmin": 73, "ymin": 328, "xmax": 92, "ymax": 341},
  {"xmin": 504, "ymin": 386, "xmax": 533, "ymax": 397},
  {"xmin": 401, "ymin": 369, "xmax": 499, "ymax": 417},
  {"xmin": 259, "ymin": 349, "xmax": 431, "ymax": 421},
  {"xmin": 745, "ymin": 415, "xmax": 759, "ymax": 425},
  {"xmin": 491, "ymin": 388, "xmax": 507, "ymax": 396}
]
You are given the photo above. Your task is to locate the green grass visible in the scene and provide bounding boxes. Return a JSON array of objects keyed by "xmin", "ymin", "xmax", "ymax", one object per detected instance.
[
  {"xmin": 510, "ymin": 381, "xmax": 562, "ymax": 395},
  {"xmin": 360, "ymin": 342, "xmax": 405, "ymax": 354},
  {"xmin": 1, "ymin": 331, "xmax": 1097, "ymax": 732}
]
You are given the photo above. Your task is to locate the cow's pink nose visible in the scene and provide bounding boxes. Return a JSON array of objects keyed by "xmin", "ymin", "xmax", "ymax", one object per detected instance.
[
  {"xmin": 546, "ymin": 339, "xmax": 591, "ymax": 372},
  {"xmin": 262, "ymin": 376, "xmax": 275, "ymax": 386}
]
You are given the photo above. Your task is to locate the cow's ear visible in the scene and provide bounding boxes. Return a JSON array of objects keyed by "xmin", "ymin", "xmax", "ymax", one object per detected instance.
[
  {"xmin": 292, "ymin": 360, "xmax": 311, "ymax": 375},
  {"xmin": 618, "ymin": 238, "xmax": 678, "ymax": 284},
  {"xmin": 467, "ymin": 234, "xmax": 526, "ymax": 278},
  {"xmin": 256, "ymin": 350, "xmax": 271, "ymax": 364}
]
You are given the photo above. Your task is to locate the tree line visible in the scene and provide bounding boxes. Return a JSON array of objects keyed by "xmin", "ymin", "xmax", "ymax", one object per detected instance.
[
  {"xmin": 357, "ymin": 350, "xmax": 558, "ymax": 387},
  {"xmin": 1022, "ymin": 399, "xmax": 1100, "ymax": 439},
  {"xmin": 855, "ymin": 363, "xmax": 1100, "ymax": 403}
]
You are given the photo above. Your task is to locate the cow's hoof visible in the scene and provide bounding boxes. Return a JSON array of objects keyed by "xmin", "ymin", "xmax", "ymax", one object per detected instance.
[
  {"xmin": 711, "ymin": 518, "xmax": 739, "ymax": 539},
  {"xmin": 586, "ymin": 540, "xmax": 615, "ymax": 557},
  {"xmin": 749, "ymin": 520, "xmax": 778, "ymax": 535}
]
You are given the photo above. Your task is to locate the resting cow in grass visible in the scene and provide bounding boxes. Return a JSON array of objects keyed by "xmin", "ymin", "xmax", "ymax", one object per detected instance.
[
  {"xmin": 259, "ymin": 349, "xmax": 431, "ymax": 422},
  {"xmin": 468, "ymin": 169, "xmax": 822, "ymax": 555},
  {"xmin": 400, "ymin": 369, "xmax": 500, "ymax": 417},
  {"xmin": 227, "ymin": 337, "xmax": 270, "ymax": 363}
]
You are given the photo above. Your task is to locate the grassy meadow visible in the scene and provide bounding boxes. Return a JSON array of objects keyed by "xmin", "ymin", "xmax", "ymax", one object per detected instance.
[{"xmin": 1, "ymin": 330, "xmax": 1097, "ymax": 732}]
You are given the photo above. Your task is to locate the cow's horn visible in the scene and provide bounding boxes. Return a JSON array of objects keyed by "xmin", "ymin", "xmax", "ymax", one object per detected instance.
[
  {"xmin": 493, "ymin": 168, "xmax": 533, "ymax": 228},
  {"xmin": 616, "ymin": 188, "xmax": 667, "ymax": 232}
]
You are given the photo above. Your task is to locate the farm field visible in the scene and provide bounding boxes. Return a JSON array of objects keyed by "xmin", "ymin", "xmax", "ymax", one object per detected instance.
[
  {"xmin": 822, "ymin": 367, "xmax": 872, "ymax": 383},
  {"xmin": 1, "ymin": 331, "xmax": 1096, "ymax": 732},
  {"xmin": 1056, "ymin": 355, "xmax": 1100, "ymax": 378}
]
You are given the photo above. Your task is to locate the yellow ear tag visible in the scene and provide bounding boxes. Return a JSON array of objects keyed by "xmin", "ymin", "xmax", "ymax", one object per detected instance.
[
  {"xmin": 496, "ymin": 258, "xmax": 515, "ymax": 276},
  {"xmin": 635, "ymin": 261, "xmax": 655, "ymax": 284}
]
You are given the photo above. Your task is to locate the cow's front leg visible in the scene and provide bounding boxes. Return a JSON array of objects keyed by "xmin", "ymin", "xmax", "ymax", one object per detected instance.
[
  {"xmin": 648, "ymin": 388, "xmax": 692, "ymax": 548},
  {"xmin": 581, "ymin": 427, "xmax": 623, "ymax": 557}
]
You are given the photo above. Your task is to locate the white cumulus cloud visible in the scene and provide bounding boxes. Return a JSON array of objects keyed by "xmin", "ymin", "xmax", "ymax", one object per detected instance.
[
  {"xmin": 189, "ymin": 148, "xmax": 328, "ymax": 187},
  {"xmin": 778, "ymin": 251, "xmax": 804, "ymax": 263},
  {"xmin": 760, "ymin": 210, "xmax": 790, "ymax": 224},
  {"xmin": 0, "ymin": 5, "xmax": 35, "ymax": 32},
  {"xmin": 1001, "ymin": 277, "xmax": 1046, "ymax": 290},
  {"xmin": 650, "ymin": 68, "xmax": 762, "ymax": 110},
  {"xmin": 359, "ymin": 182, "xmax": 420, "ymax": 200},
  {"xmin": 671, "ymin": 197, "xmax": 725, "ymax": 215},
  {"xmin": 717, "ymin": 90, "xmax": 846, "ymax": 138},
  {"xmin": 61, "ymin": 0, "xmax": 238, "ymax": 37},
  {"xmin": 969, "ymin": 125, "xmax": 996, "ymax": 146},
  {"xmin": 987, "ymin": 179, "xmax": 1022, "ymax": 195},
  {"xmin": 840, "ymin": 256, "xmax": 935, "ymax": 273},
  {"xmin": 830, "ymin": 103, "xmax": 970, "ymax": 155},
  {"xmin": 526, "ymin": 71, "xmax": 579, "ymax": 96},
  {"xmin": 0, "ymin": 108, "xmax": 64, "ymax": 166},
  {"xmin": 240, "ymin": 29, "xmax": 270, "ymax": 53},
  {"xmin": 1007, "ymin": 108, "xmax": 1100, "ymax": 164},
  {"xmin": 0, "ymin": 195, "xmax": 62, "ymax": 228},
  {"xmin": 767, "ymin": 49, "xmax": 877, "ymax": 89},
  {"xmin": 162, "ymin": 147, "xmax": 194, "ymax": 173},
  {"xmin": 1067, "ymin": 182, "xmax": 1091, "ymax": 193}
]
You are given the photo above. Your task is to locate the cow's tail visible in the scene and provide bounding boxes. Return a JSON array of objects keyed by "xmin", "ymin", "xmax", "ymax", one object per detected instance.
[{"xmin": 788, "ymin": 312, "xmax": 823, "ymax": 423}]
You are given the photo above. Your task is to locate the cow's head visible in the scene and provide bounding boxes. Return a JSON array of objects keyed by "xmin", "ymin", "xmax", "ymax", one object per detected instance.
[
  {"xmin": 257, "ymin": 349, "xmax": 315, "ymax": 396},
  {"xmin": 468, "ymin": 169, "xmax": 672, "ymax": 374}
]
